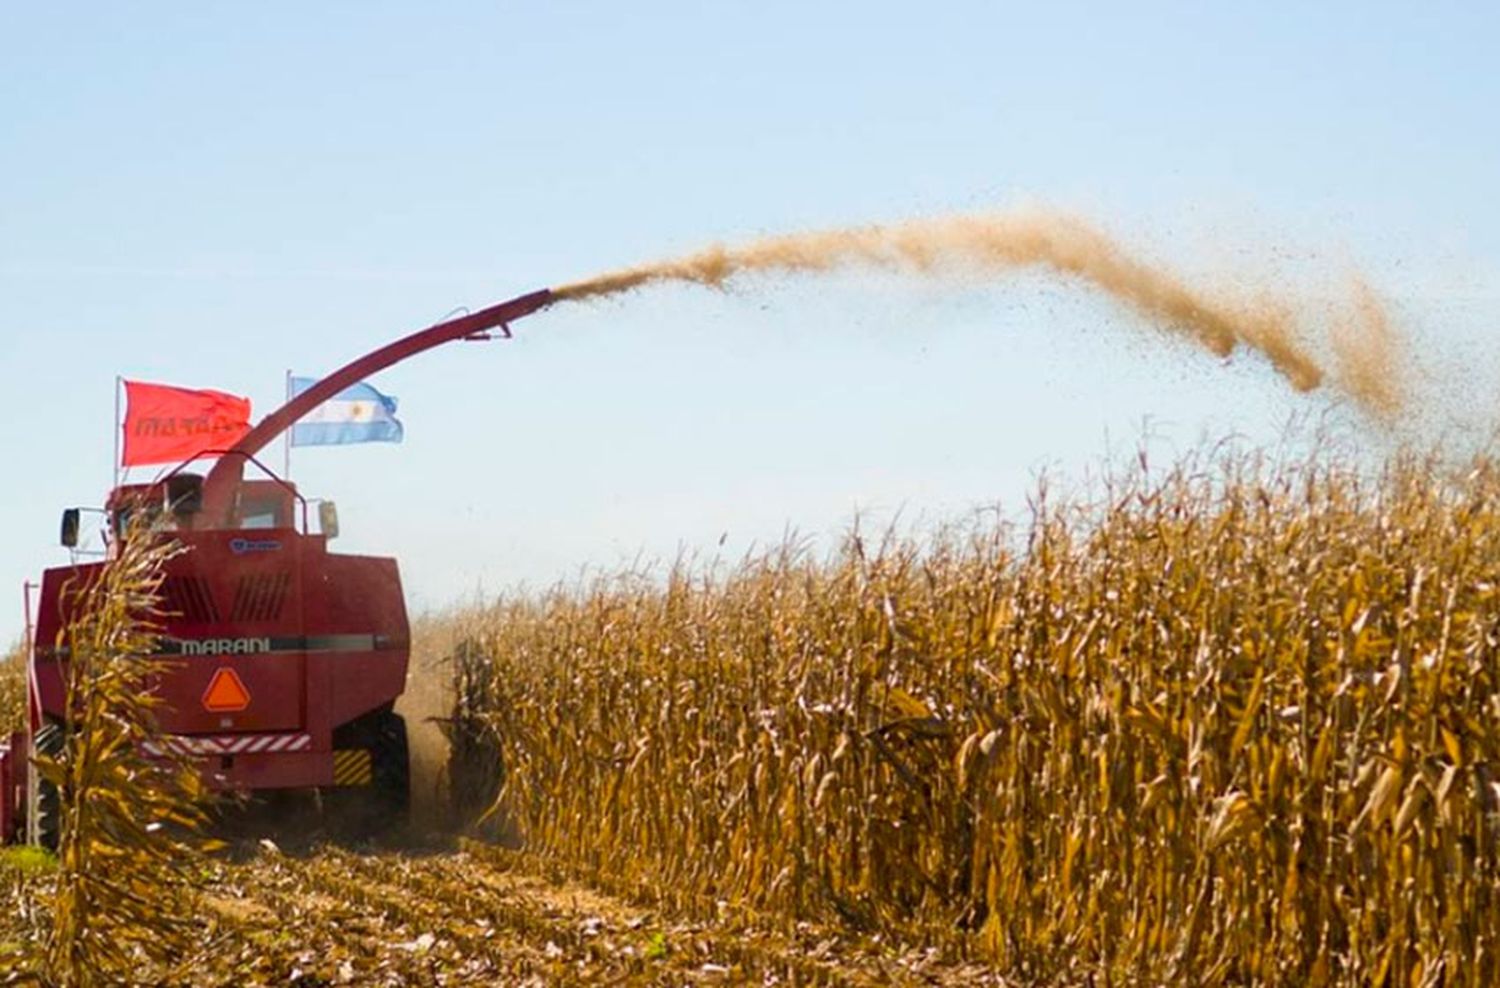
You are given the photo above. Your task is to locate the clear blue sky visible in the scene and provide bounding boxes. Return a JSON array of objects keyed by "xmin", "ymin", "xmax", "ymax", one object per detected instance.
[{"xmin": 4, "ymin": 3, "xmax": 1498, "ymax": 647}]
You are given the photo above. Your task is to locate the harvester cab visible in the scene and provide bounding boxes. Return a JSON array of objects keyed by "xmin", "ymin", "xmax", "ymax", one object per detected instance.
[
  {"xmin": 8, "ymin": 288, "xmax": 555, "ymax": 848},
  {"xmin": 97, "ymin": 469, "xmax": 311, "ymax": 539}
]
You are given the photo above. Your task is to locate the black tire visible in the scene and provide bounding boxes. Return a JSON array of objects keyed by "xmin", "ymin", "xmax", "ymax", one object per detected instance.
[
  {"xmin": 327, "ymin": 708, "xmax": 409, "ymax": 841},
  {"xmin": 32, "ymin": 720, "xmax": 64, "ymax": 852},
  {"xmin": 370, "ymin": 710, "xmax": 410, "ymax": 825}
]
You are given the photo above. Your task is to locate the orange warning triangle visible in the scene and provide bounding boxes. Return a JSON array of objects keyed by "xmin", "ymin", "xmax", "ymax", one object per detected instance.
[{"xmin": 202, "ymin": 667, "xmax": 251, "ymax": 712}]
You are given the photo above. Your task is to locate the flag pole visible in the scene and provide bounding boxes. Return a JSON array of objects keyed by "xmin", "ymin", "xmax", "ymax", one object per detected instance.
[
  {"xmin": 113, "ymin": 375, "xmax": 122, "ymax": 490},
  {"xmin": 283, "ymin": 370, "xmax": 293, "ymax": 480}
]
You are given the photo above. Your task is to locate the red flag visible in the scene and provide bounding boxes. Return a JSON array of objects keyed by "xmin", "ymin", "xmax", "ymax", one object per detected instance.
[{"xmin": 121, "ymin": 380, "xmax": 252, "ymax": 467}]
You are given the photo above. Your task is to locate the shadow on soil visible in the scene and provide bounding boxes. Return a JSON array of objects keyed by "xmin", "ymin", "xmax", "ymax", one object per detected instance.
[{"xmin": 207, "ymin": 790, "xmax": 451, "ymax": 861}]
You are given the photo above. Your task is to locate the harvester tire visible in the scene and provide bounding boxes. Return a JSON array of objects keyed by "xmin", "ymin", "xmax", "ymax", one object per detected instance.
[
  {"xmin": 33, "ymin": 720, "xmax": 64, "ymax": 852},
  {"xmin": 371, "ymin": 710, "xmax": 411, "ymax": 825},
  {"xmin": 328, "ymin": 708, "xmax": 409, "ymax": 841}
]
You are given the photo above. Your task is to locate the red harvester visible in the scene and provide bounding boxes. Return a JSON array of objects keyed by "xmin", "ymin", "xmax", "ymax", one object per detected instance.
[{"xmin": 0, "ymin": 289, "xmax": 554, "ymax": 847}]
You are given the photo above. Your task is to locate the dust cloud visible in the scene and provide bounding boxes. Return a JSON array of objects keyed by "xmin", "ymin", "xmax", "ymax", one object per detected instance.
[
  {"xmin": 396, "ymin": 615, "xmax": 463, "ymax": 833},
  {"xmin": 556, "ymin": 209, "xmax": 1404, "ymax": 416},
  {"xmin": 1331, "ymin": 277, "xmax": 1405, "ymax": 422}
]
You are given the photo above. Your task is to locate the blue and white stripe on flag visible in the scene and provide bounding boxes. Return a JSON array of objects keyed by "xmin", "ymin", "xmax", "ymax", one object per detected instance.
[{"xmin": 289, "ymin": 376, "xmax": 404, "ymax": 447}]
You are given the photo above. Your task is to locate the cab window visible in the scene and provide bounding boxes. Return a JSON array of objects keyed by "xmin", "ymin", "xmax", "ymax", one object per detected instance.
[{"xmin": 239, "ymin": 499, "xmax": 284, "ymax": 529}]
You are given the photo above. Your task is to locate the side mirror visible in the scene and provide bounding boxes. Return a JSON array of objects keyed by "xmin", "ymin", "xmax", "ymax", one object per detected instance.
[
  {"xmin": 60, "ymin": 508, "xmax": 80, "ymax": 548},
  {"xmin": 165, "ymin": 473, "xmax": 204, "ymax": 517},
  {"xmin": 318, "ymin": 501, "xmax": 340, "ymax": 541}
]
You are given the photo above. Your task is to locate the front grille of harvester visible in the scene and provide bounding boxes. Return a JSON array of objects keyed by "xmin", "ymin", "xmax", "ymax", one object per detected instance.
[
  {"xmin": 159, "ymin": 575, "xmax": 220, "ymax": 624},
  {"xmin": 231, "ymin": 572, "xmax": 291, "ymax": 623}
]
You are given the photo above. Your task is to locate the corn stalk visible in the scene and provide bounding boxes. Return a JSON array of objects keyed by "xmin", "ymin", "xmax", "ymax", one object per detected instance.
[{"xmin": 34, "ymin": 520, "xmax": 218, "ymax": 987}]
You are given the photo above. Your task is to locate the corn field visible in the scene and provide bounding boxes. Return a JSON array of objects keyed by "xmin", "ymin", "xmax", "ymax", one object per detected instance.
[
  {"xmin": 451, "ymin": 446, "xmax": 1500, "ymax": 986},
  {"xmin": 10, "ymin": 443, "xmax": 1500, "ymax": 985},
  {"xmin": 0, "ymin": 644, "xmax": 23, "ymax": 736}
]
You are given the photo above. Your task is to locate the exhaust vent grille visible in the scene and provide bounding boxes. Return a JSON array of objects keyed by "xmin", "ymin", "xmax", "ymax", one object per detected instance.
[
  {"xmin": 231, "ymin": 572, "xmax": 291, "ymax": 623},
  {"xmin": 160, "ymin": 576, "xmax": 219, "ymax": 625}
]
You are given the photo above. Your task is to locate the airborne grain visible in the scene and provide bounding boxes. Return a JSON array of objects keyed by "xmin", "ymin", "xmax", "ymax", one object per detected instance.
[{"xmin": 557, "ymin": 210, "xmax": 1405, "ymax": 413}]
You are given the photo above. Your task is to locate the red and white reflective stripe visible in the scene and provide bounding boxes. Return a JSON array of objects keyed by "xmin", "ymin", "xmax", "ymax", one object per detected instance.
[{"xmin": 142, "ymin": 733, "xmax": 312, "ymax": 756}]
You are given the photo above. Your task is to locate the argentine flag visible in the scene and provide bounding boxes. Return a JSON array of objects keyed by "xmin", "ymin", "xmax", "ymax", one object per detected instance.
[{"xmin": 289, "ymin": 376, "xmax": 404, "ymax": 447}]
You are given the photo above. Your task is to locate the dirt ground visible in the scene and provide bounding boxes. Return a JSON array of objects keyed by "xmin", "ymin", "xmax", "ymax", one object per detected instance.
[
  {"xmin": 2, "ymin": 643, "xmax": 1005, "ymax": 985},
  {"xmin": 34, "ymin": 837, "xmax": 1003, "ymax": 987},
  {"xmin": 3, "ymin": 797, "xmax": 1003, "ymax": 986}
]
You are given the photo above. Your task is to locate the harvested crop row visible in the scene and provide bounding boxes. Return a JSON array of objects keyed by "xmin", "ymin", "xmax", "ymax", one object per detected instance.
[
  {"xmin": 7, "ymin": 840, "xmax": 987, "ymax": 986},
  {"xmin": 451, "ymin": 445, "xmax": 1500, "ymax": 986}
]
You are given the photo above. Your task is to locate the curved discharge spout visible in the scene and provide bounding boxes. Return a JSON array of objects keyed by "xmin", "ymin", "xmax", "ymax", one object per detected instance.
[{"xmin": 556, "ymin": 210, "xmax": 1404, "ymax": 416}]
